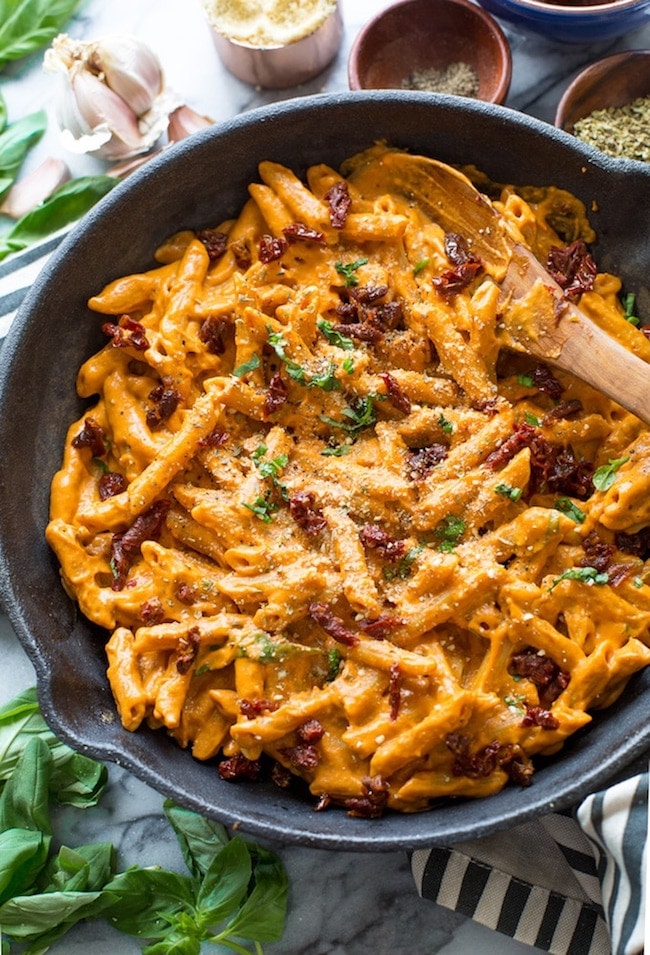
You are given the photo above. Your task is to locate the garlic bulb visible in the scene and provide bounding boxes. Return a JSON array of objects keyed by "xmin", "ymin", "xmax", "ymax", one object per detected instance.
[{"xmin": 44, "ymin": 33, "xmax": 180, "ymax": 161}]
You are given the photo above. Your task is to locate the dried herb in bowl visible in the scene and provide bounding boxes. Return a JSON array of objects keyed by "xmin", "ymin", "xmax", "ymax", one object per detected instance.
[{"xmin": 571, "ymin": 96, "xmax": 650, "ymax": 163}]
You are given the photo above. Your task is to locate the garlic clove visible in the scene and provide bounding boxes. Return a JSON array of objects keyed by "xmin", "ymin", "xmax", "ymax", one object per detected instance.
[
  {"xmin": 0, "ymin": 158, "xmax": 71, "ymax": 219},
  {"xmin": 66, "ymin": 67, "xmax": 144, "ymax": 159},
  {"xmin": 167, "ymin": 104, "xmax": 214, "ymax": 142},
  {"xmin": 87, "ymin": 35, "xmax": 164, "ymax": 117}
]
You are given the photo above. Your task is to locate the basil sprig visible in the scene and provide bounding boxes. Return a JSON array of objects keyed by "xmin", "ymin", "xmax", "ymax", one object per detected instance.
[{"xmin": 0, "ymin": 688, "xmax": 288, "ymax": 953}]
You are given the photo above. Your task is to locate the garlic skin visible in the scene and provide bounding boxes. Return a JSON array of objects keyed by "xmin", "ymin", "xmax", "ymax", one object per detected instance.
[{"xmin": 44, "ymin": 33, "xmax": 180, "ymax": 161}]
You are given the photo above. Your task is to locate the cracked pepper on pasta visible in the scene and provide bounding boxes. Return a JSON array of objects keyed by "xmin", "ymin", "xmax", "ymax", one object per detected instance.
[{"xmin": 47, "ymin": 144, "xmax": 650, "ymax": 816}]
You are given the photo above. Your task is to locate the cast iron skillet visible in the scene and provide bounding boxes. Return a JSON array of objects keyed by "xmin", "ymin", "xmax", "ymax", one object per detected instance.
[{"xmin": 1, "ymin": 92, "xmax": 649, "ymax": 851}]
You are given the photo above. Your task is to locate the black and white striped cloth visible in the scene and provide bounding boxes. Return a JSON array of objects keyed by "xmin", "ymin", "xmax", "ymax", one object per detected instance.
[
  {"xmin": 412, "ymin": 768, "xmax": 648, "ymax": 955},
  {"xmin": 1, "ymin": 237, "xmax": 648, "ymax": 955}
]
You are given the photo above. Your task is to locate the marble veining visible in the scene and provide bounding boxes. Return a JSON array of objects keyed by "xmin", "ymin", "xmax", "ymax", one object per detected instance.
[{"xmin": 2, "ymin": 0, "xmax": 649, "ymax": 951}]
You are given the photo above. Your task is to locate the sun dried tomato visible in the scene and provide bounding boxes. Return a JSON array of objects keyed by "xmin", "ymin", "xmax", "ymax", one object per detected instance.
[
  {"xmin": 176, "ymin": 582, "xmax": 197, "ymax": 605},
  {"xmin": 542, "ymin": 399, "xmax": 583, "ymax": 424},
  {"xmin": 280, "ymin": 743, "xmax": 320, "ymax": 770},
  {"xmin": 379, "ymin": 372, "xmax": 411, "ymax": 415},
  {"xmin": 532, "ymin": 363, "xmax": 564, "ymax": 399},
  {"xmin": 146, "ymin": 377, "xmax": 181, "ymax": 430},
  {"xmin": 499, "ymin": 745, "xmax": 534, "ymax": 786},
  {"xmin": 509, "ymin": 647, "xmax": 570, "ymax": 707},
  {"xmin": 176, "ymin": 627, "xmax": 200, "ymax": 674},
  {"xmin": 358, "ymin": 614, "xmax": 403, "ymax": 639},
  {"xmin": 530, "ymin": 442, "xmax": 594, "ymax": 499},
  {"xmin": 98, "ymin": 471, "xmax": 128, "ymax": 500},
  {"xmin": 230, "ymin": 236, "xmax": 252, "ymax": 270},
  {"xmin": 218, "ymin": 755, "xmax": 261, "ymax": 781},
  {"xmin": 102, "ymin": 316, "xmax": 149, "ymax": 351},
  {"xmin": 446, "ymin": 734, "xmax": 502, "ymax": 778},
  {"xmin": 547, "ymin": 239, "xmax": 597, "ymax": 300},
  {"xmin": 138, "ymin": 597, "xmax": 165, "ymax": 626},
  {"xmin": 283, "ymin": 222, "xmax": 326, "ymax": 244},
  {"xmin": 325, "ymin": 180, "xmax": 351, "ymax": 229},
  {"xmin": 350, "ymin": 284, "xmax": 389, "ymax": 305},
  {"xmin": 388, "ymin": 662, "xmax": 401, "ymax": 721},
  {"xmin": 72, "ymin": 417, "xmax": 107, "ymax": 458},
  {"xmin": 615, "ymin": 526, "xmax": 650, "ymax": 560},
  {"xmin": 484, "ymin": 422, "xmax": 538, "ymax": 470},
  {"xmin": 264, "ymin": 372, "xmax": 289, "ymax": 417},
  {"xmin": 199, "ymin": 315, "xmax": 229, "ymax": 355},
  {"xmin": 297, "ymin": 719, "xmax": 325, "ymax": 743},
  {"xmin": 109, "ymin": 499, "xmax": 171, "ymax": 591},
  {"xmin": 330, "ymin": 322, "xmax": 383, "ymax": 343},
  {"xmin": 308, "ymin": 602, "xmax": 359, "ymax": 646},
  {"xmin": 258, "ymin": 234, "xmax": 287, "ymax": 263},
  {"xmin": 239, "ymin": 698, "xmax": 281, "ymax": 718},
  {"xmin": 521, "ymin": 705, "xmax": 559, "ymax": 730},
  {"xmin": 359, "ymin": 524, "xmax": 406, "ymax": 562},
  {"xmin": 344, "ymin": 775, "xmax": 390, "ymax": 819},
  {"xmin": 196, "ymin": 228, "xmax": 228, "ymax": 260},
  {"xmin": 289, "ymin": 492, "xmax": 327, "ymax": 537},
  {"xmin": 406, "ymin": 444, "xmax": 448, "ymax": 479},
  {"xmin": 580, "ymin": 531, "xmax": 615, "ymax": 573},
  {"xmin": 432, "ymin": 232, "xmax": 483, "ymax": 297},
  {"xmin": 198, "ymin": 427, "xmax": 229, "ymax": 448}
]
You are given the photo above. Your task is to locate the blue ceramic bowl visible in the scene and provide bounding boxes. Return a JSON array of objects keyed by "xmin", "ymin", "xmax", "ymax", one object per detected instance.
[{"xmin": 476, "ymin": 0, "xmax": 650, "ymax": 43}]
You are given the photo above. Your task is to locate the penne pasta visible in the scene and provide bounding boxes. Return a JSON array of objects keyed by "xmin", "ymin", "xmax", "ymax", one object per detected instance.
[{"xmin": 47, "ymin": 145, "xmax": 650, "ymax": 817}]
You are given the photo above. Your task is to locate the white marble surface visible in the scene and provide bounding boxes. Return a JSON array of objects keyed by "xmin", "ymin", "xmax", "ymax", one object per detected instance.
[{"xmin": 2, "ymin": 0, "xmax": 650, "ymax": 952}]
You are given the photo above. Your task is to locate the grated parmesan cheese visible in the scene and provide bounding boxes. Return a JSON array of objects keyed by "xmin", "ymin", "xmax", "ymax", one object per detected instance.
[{"xmin": 202, "ymin": 0, "xmax": 337, "ymax": 47}]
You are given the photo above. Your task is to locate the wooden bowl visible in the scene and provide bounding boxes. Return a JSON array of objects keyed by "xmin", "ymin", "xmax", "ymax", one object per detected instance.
[
  {"xmin": 347, "ymin": 0, "xmax": 512, "ymax": 105},
  {"xmin": 555, "ymin": 49, "xmax": 650, "ymax": 134}
]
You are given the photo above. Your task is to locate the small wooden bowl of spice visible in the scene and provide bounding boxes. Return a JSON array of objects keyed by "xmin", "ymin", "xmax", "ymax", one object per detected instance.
[
  {"xmin": 555, "ymin": 50, "xmax": 650, "ymax": 163},
  {"xmin": 347, "ymin": 0, "xmax": 512, "ymax": 105}
]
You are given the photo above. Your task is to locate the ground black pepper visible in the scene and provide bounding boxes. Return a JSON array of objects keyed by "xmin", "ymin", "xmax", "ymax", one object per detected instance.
[{"xmin": 402, "ymin": 61, "xmax": 480, "ymax": 97}]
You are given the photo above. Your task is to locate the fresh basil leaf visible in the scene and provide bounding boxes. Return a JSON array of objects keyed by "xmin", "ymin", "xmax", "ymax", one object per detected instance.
[
  {"xmin": 0, "ymin": 688, "xmax": 106, "ymax": 808},
  {"xmin": 49, "ymin": 752, "xmax": 108, "ymax": 808},
  {"xmin": 549, "ymin": 566, "xmax": 609, "ymax": 591},
  {"xmin": 100, "ymin": 866, "xmax": 196, "ymax": 937},
  {"xmin": 592, "ymin": 455, "xmax": 630, "ymax": 492},
  {"xmin": 1, "ymin": 174, "xmax": 116, "ymax": 248},
  {"xmin": 232, "ymin": 352, "xmax": 261, "ymax": 378},
  {"xmin": 220, "ymin": 846, "xmax": 288, "ymax": 943},
  {"xmin": 0, "ymin": 109, "xmax": 46, "ymax": 196},
  {"xmin": 0, "ymin": 828, "xmax": 49, "ymax": 904},
  {"xmin": 0, "ymin": 736, "xmax": 52, "ymax": 834},
  {"xmin": 163, "ymin": 800, "xmax": 229, "ymax": 879},
  {"xmin": 0, "ymin": 0, "xmax": 82, "ymax": 71},
  {"xmin": 196, "ymin": 836, "xmax": 251, "ymax": 925},
  {"xmin": 317, "ymin": 318, "xmax": 354, "ymax": 350},
  {"xmin": 142, "ymin": 935, "xmax": 201, "ymax": 955},
  {"xmin": 0, "ymin": 888, "xmax": 103, "ymax": 937},
  {"xmin": 38, "ymin": 842, "xmax": 115, "ymax": 893},
  {"xmin": 555, "ymin": 497, "xmax": 586, "ymax": 523}
]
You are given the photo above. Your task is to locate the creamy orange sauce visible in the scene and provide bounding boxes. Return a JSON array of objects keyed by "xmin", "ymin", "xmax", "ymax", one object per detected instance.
[{"xmin": 47, "ymin": 146, "xmax": 650, "ymax": 814}]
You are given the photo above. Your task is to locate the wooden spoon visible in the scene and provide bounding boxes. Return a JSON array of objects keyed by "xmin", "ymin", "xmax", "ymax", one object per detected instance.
[{"xmin": 351, "ymin": 149, "xmax": 650, "ymax": 426}]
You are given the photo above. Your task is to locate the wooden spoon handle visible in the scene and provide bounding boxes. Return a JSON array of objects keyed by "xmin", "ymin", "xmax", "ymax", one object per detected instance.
[{"xmin": 553, "ymin": 309, "xmax": 650, "ymax": 425}]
